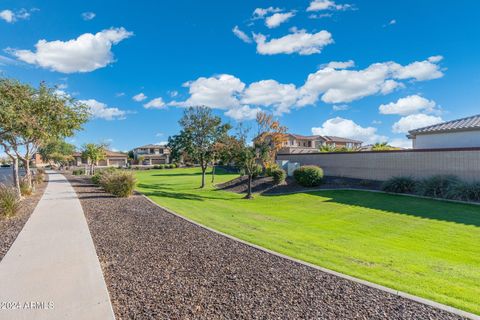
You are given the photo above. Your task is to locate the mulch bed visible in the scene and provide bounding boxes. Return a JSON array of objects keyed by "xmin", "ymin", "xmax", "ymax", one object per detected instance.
[
  {"xmin": 0, "ymin": 177, "xmax": 48, "ymax": 261},
  {"xmin": 217, "ymin": 175, "xmax": 383, "ymax": 195},
  {"xmin": 67, "ymin": 175, "xmax": 464, "ymax": 320}
]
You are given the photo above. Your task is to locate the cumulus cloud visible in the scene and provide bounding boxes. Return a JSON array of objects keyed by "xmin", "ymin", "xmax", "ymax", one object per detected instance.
[
  {"xmin": 232, "ymin": 26, "xmax": 252, "ymax": 43},
  {"xmin": 144, "ymin": 97, "xmax": 165, "ymax": 109},
  {"xmin": 379, "ymin": 95, "xmax": 436, "ymax": 116},
  {"xmin": 81, "ymin": 12, "xmax": 96, "ymax": 20},
  {"xmin": 254, "ymin": 29, "xmax": 333, "ymax": 55},
  {"xmin": 133, "ymin": 92, "xmax": 147, "ymax": 102},
  {"xmin": 80, "ymin": 99, "xmax": 127, "ymax": 120},
  {"xmin": 307, "ymin": 0, "xmax": 352, "ymax": 12},
  {"xmin": 252, "ymin": 7, "xmax": 282, "ymax": 19},
  {"xmin": 265, "ymin": 12, "xmax": 295, "ymax": 28},
  {"xmin": 392, "ymin": 113, "xmax": 443, "ymax": 133},
  {"xmin": 224, "ymin": 105, "xmax": 262, "ymax": 121},
  {"xmin": 298, "ymin": 56, "xmax": 443, "ymax": 105},
  {"xmin": 312, "ymin": 117, "xmax": 387, "ymax": 144},
  {"xmin": 389, "ymin": 138, "xmax": 412, "ymax": 149},
  {"xmin": 242, "ymin": 80, "xmax": 299, "ymax": 115},
  {"xmin": 323, "ymin": 60, "xmax": 354, "ymax": 69},
  {"xmin": 11, "ymin": 27, "xmax": 133, "ymax": 73},
  {"xmin": 0, "ymin": 8, "xmax": 34, "ymax": 23}
]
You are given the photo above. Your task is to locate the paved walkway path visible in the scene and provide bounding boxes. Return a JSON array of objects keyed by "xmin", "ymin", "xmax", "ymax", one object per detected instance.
[{"xmin": 0, "ymin": 171, "xmax": 115, "ymax": 320}]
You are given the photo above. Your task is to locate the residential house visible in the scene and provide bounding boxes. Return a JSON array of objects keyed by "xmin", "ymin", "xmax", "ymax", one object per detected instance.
[
  {"xmin": 279, "ymin": 134, "xmax": 362, "ymax": 153},
  {"xmin": 73, "ymin": 150, "xmax": 128, "ymax": 167},
  {"xmin": 133, "ymin": 144, "xmax": 170, "ymax": 165},
  {"xmin": 408, "ymin": 114, "xmax": 480, "ymax": 149}
]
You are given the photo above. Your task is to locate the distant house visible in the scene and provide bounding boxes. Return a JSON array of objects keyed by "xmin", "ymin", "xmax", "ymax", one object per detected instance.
[
  {"xmin": 408, "ymin": 114, "xmax": 480, "ymax": 149},
  {"xmin": 278, "ymin": 134, "xmax": 362, "ymax": 153},
  {"xmin": 73, "ymin": 150, "xmax": 128, "ymax": 167},
  {"xmin": 133, "ymin": 144, "xmax": 170, "ymax": 165}
]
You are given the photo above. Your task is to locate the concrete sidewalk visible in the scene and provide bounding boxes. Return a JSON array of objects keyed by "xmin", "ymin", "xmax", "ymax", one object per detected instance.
[{"xmin": 0, "ymin": 171, "xmax": 115, "ymax": 320}]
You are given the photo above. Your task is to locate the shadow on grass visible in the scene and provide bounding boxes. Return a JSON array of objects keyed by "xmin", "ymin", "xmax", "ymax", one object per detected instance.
[
  {"xmin": 137, "ymin": 183, "xmax": 236, "ymax": 201},
  {"xmin": 267, "ymin": 190, "xmax": 480, "ymax": 227}
]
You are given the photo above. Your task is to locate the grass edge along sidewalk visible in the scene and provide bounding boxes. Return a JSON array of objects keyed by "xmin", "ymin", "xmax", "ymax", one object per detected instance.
[{"xmin": 134, "ymin": 167, "xmax": 480, "ymax": 315}]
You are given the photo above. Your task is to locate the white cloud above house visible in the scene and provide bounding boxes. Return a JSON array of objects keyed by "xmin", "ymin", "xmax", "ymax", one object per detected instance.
[
  {"xmin": 265, "ymin": 12, "xmax": 295, "ymax": 28},
  {"xmin": 81, "ymin": 12, "xmax": 96, "ymax": 21},
  {"xmin": 254, "ymin": 29, "xmax": 333, "ymax": 55},
  {"xmin": 133, "ymin": 92, "xmax": 147, "ymax": 102},
  {"xmin": 307, "ymin": 0, "xmax": 352, "ymax": 12},
  {"xmin": 224, "ymin": 105, "xmax": 262, "ymax": 121},
  {"xmin": 312, "ymin": 117, "xmax": 387, "ymax": 144},
  {"xmin": 389, "ymin": 138, "xmax": 411, "ymax": 149},
  {"xmin": 392, "ymin": 113, "xmax": 443, "ymax": 133},
  {"xmin": 144, "ymin": 97, "xmax": 166, "ymax": 109},
  {"xmin": 232, "ymin": 26, "xmax": 252, "ymax": 43},
  {"xmin": 241, "ymin": 80, "xmax": 299, "ymax": 115},
  {"xmin": 80, "ymin": 99, "xmax": 127, "ymax": 120},
  {"xmin": 379, "ymin": 95, "xmax": 437, "ymax": 116},
  {"xmin": 11, "ymin": 27, "xmax": 133, "ymax": 73}
]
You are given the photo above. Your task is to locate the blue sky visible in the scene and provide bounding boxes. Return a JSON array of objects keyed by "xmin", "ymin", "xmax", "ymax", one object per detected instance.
[{"xmin": 1, "ymin": 0, "xmax": 479, "ymax": 151}]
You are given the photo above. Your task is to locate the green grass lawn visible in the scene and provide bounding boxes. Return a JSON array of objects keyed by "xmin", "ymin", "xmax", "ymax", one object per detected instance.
[{"xmin": 135, "ymin": 167, "xmax": 480, "ymax": 314}]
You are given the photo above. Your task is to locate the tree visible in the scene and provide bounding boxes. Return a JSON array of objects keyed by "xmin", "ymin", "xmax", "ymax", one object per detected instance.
[
  {"xmin": 38, "ymin": 139, "xmax": 75, "ymax": 166},
  {"xmin": 173, "ymin": 106, "xmax": 230, "ymax": 188},
  {"xmin": 254, "ymin": 112, "xmax": 287, "ymax": 170},
  {"xmin": 81, "ymin": 143, "xmax": 106, "ymax": 175},
  {"xmin": 371, "ymin": 142, "xmax": 399, "ymax": 151}
]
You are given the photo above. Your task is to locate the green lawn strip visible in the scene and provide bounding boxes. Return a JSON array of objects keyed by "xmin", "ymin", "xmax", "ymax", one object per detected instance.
[{"xmin": 135, "ymin": 168, "xmax": 480, "ymax": 314}]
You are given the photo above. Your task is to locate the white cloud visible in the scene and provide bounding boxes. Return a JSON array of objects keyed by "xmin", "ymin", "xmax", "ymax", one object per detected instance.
[
  {"xmin": 389, "ymin": 19, "xmax": 396, "ymax": 25},
  {"xmin": 389, "ymin": 138, "xmax": 411, "ymax": 149},
  {"xmin": 379, "ymin": 95, "xmax": 436, "ymax": 116},
  {"xmin": 323, "ymin": 60, "xmax": 354, "ymax": 69},
  {"xmin": 254, "ymin": 29, "xmax": 333, "ymax": 55},
  {"xmin": 232, "ymin": 26, "xmax": 252, "ymax": 43},
  {"xmin": 80, "ymin": 99, "xmax": 127, "ymax": 120},
  {"xmin": 81, "ymin": 12, "xmax": 96, "ymax": 20},
  {"xmin": 252, "ymin": 7, "xmax": 282, "ymax": 19},
  {"xmin": 115, "ymin": 92, "xmax": 125, "ymax": 97},
  {"xmin": 224, "ymin": 105, "xmax": 261, "ymax": 121},
  {"xmin": 307, "ymin": 0, "xmax": 352, "ymax": 12},
  {"xmin": 298, "ymin": 57, "xmax": 443, "ymax": 105},
  {"xmin": 144, "ymin": 97, "xmax": 166, "ymax": 109},
  {"xmin": 332, "ymin": 104, "xmax": 349, "ymax": 111},
  {"xmin": 312, "ymin": 117, "xmax": 387, "ymax": 144},
  {"xmin": 0, "ymin": 8, "xmax": 33, "ymax": 23},
  {"xmin": 133, "ymin": 92, "xmax": 147, "ymax": 102},
  {"xmin": 11, "ymin": 27, "xmax": 133, "ymax": 73},
  {"xmin": 392, "ymin": 113, "xmax": 443, "ymax": 133},
  {"xmin": 242, "ymin": 80, "xmax": 299, "ymax": 115},
  {"xmin": 173, "ymin": 74, "xmax": 245, "ymax": 109},
  {"xmin": 0, "ymin": 54, "xmax": 18, "ymax": 65},
  {"xmin": 265, "ymin": 12, "xmax": 295, "ymax": 28},
  {"xmin": 309, "ymin": 13, "xmax": 333, "ymax": 19}
]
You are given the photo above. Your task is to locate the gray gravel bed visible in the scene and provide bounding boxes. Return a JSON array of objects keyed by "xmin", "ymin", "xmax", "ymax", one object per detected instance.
[
  {"xmin": 0, "ymin": 178, "xmax": 48, "ymax": 261},
  {"xmin": 68, "ymin": 175, "xmax": 465, "ymax": 320}
]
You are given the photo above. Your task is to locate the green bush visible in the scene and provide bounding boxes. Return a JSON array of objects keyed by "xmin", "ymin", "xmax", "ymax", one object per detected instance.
[
  {"xmin": 72, "ymin": 168, "xmax": 85, "ymax": 175},
  {"xmin": 0, "ymin": 185, "xmax": 20, "ymax": 217},
  {"xmin": 171, "ymin": 163, "xmax": 178, "ymax": 168},
  {"xmin": 271, "ymin": 168, "xmax": 286, "ymax": 185},
  {"xmin": 445, "ymin": 181, "xmax": 480, "ymax": 202},
  {"xmin": 252, "ymin": 164, "xmax": 263, "ymax": 179},
  {"xmin": 381, "ymin": 177, "xmax": 417, "ymax": 193},
  {"xmin": 100, "ymin": 171, "xmax": 136, "ymax": 197},
  {"xmin": 265, "ymin": 164, "xmax": 280, "ymax": 177},
  {"xmin": 416, "ymin": 175, "xmax": 460, "ymax": 198},
  {"xmin": 293, "ymin": 165, "xmax": 324, "ymax": 187},
  {"xmin": 91, "ymin": 167, "xmax": 116, "ymax": 185},
  {"xmin": 20, "ymin": 179, "xmax": 32, "ymax": 196}
]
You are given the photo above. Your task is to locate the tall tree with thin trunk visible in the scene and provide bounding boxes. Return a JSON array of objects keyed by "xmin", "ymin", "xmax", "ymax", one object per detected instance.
[{"xmin": 81, "ymin": 143, "xmax": 106, "ymax": 175}]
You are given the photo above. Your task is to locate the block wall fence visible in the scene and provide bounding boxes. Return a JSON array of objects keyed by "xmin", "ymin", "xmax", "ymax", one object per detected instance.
[{"xmin": 276, "ymin": 148, "xmax": 480, "ymax": 182}]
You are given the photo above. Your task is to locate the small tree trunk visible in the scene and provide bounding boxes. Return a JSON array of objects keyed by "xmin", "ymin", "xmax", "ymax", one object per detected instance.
[
  {"xmin": 245, "ymin": 174, "xmax": 253, "ymax": 199},
  {"xmin": 200, "ymin": 164, "xmax": 206, "ymax": 188},
  {"xmin": 211, "ymin": 162, "xmax": 216, "ymax": 183},
  {"xmin": 23, "ymin": 159, "xmax": 32, "ymax": 188},
  {"xmin": 12, "ymin": 158, "xmax": 21, "ymax": 198}
]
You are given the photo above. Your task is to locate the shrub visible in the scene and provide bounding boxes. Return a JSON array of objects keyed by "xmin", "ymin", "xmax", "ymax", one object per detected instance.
[
  {"xmin": 265, "ymin": 164, "xmax": 280, "ymax": 177},
  {"xmin": 271, "ymin": 168, "xmax": 286, "ymax": 185},
  {"xmin": 293, "ymin": 166, "xmax": 324, "ymax": 187},
  {"xmin": 91, "ymin": 167, "xmax": 116, "ymax": 185},
  {"xmin": 100, "ymin": 171, "xmax": 136, "ymax": 197},
  {"xmin": 19, "ymin": 179, "xmax": 32, "ymax": 196},
  {"xmin": 72, "ymin": 168, "xmax": 85, "ymax": 175},
  {"xmin": 252, "ymin": 164, "xmax": 263, "ymax": 179},
  {"xmin": 34, "ymin": 172, "xmax": 44, "ymax": 185},
  {"xmin": 416, "ymin": 175, "xmax": 460, "ymax": 198},
  {"xmin": 445, "ymin": 181, "xmax": 480, "ymax": 202},
  {"xmin": 0, "ymin": 185, "xmax": 20, "ymax": 217},
  {"xmin": 37, "ymin": 168, "xmax": 45, "ymax": 175},
  {"xmin": 171, "ymin": 163, "xmax": 178, "ymax": 168},
  {"xmin": 381, "ymin": 177, "xmax": 417, "ymax": 194}
]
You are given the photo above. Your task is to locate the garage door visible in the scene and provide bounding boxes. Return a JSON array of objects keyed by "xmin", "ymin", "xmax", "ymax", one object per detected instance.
[{"xmin": 151, "ymin": 158, "xmax": 166, "ymax": 164}]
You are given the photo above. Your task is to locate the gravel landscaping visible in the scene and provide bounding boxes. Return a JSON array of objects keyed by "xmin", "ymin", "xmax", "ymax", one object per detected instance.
[
  {"xmin": 68, "ymin": 175, "xmax": 466, "ymax": 320},
  {"xmin": 0, "ymin": 178, "xmax": 48, "ymax": 261}
]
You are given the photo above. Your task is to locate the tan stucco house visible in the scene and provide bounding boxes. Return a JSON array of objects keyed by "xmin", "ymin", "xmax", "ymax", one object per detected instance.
[
  {"xmin": 73, "ymin": 150, "xmax": 128, "ymax": 167},
  {"xmin": 279, "ymin": 134, "xmax": 362, "ymax": 153},
  {"xmin": 133, "ymin": 144, "xmax": 170, "ymax": 165}
]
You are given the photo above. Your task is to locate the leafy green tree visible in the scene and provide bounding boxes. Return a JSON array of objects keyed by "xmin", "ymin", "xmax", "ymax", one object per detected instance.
[
  {"xmin": 38, "ymin": 139, "xmax": 76, "ymax": 166},
  {"xmin": 371, "ymin": 142, "xmax": 399, "ymax": 151},
  {"xmin": 81, "ymin": 143, "xmax": 106, "ymax": 175},
  {"xmin": 172, "ymin": 106, "xmax": 230, "ymax": 188}
]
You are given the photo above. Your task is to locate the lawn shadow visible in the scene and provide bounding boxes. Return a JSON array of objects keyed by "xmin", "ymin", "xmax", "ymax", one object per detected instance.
[
  {"xmin": 265, "ymin": 190, "xmax": 480, "ymax": 227},
  {"xmin": 137, "ymin": 183, "xmax": 236, "ymax": 201}
]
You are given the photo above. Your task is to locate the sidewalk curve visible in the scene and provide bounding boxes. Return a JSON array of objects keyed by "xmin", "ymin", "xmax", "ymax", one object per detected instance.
[{"xmin": 0, "ymin": 171, "xmax": 115, "ymax": 320}]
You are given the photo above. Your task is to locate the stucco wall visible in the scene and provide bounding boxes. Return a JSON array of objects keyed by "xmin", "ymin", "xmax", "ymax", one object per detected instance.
[
  {"xmin": 277, "ymin": 148, "xmax": 480, "ymax": 182},
  {"xmin": 413, "ymin": 131, "xmax": 480, "ymax": 149}
]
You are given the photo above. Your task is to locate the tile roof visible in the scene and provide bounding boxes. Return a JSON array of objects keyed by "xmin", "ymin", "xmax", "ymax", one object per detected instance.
[
  {"xmin": 409, "ymin": 114, "xmax": 480, "ymax": 136},
  {"xmin": 322, "ymin": 136, "xmax": 363, "ymax": 144},
  {"xmin": 134, "ymin": 144, "xmax": 168, "ymax": 149}
]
